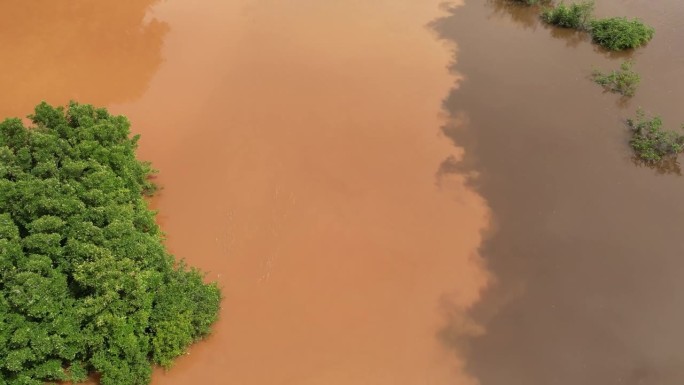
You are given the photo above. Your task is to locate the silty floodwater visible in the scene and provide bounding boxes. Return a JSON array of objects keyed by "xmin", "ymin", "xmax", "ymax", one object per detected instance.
[
  {"xmin": 1, "ymin": 0, "xmax": 683, "ymax": 384},
  {"xmin": 0, "ymin": 1, "xmax": 490, "ymax": 384},
  {"xmin": 433, "ymin": 1, "xmax": 684, "ymax": 384}
]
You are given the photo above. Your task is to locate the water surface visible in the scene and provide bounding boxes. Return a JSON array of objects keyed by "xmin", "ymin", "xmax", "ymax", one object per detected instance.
[
  {"xmin": 433, "ymin": 1, "xmax": 684, "ymax": 384},
  {"xmin": 0, "ymin": 1, "xmax": 492, "ymax": 384},
  {"xmin": 3, "ymin": 1, "xmax": 682, "ymax": 384}
]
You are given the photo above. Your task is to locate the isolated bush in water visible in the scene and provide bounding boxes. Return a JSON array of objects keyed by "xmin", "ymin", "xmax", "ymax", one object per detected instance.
[
  {"xmin": 592, "ymin": 60, "xmax": 640, "ymax": 97},
  {"xmin": 628, "ymin": 109, "xmax": 684, "ymax": 163},
  {"xmin": 541, "ymin": 1, "xmax": 594, "ymax": 30},
  {"xmin": 590, "ymin": 17, "xmax": 655, "ymax": 50},
  {"xmin": 0, "ymin": 102, "xmax": 221, "ymax": 385}
]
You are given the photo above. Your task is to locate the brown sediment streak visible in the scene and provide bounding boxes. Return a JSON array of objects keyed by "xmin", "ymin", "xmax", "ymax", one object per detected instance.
[{"xmin": 0, "ymin": 0, "xmax": 492, "ymax": 384}]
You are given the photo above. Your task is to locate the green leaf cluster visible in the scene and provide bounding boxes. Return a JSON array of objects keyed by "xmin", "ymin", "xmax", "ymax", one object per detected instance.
[
  {"xmin": 541, "ymin": 1, "xmax": 594, "ymax": 30},
  {"xmin": 592, "ymin": 60, "xmax": 641, "ymax": 97},
  {"xmin": 628, "ymin": 109, "xmax": 684, "ymax": 163},
  {"xmin": 590, "ymin": 17, "xmax": 655, "ymax": 51},
  {"xmin": 0, "ymin": 102, "xmax": 221, "ymax": 385}
]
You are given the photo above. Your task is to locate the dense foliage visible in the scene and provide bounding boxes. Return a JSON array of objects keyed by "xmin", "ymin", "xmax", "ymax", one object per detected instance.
[
  {"xmin": 628, "ymin": 109, "xmax": 684, "ymax": 163},
  {"xmin": 0, "ymin": 102, "xmax": 221, "ymax": 385},
  {"xmin": 592, "ymin": 60, "xmax": 640, "ymax": 97},
  {"xmin": 541, "ymin": 1, "xmax": 594, "ymax": 30},
  {"xmin": 590, "ymin": 17, "xmax": 655, "ymax": 50}
]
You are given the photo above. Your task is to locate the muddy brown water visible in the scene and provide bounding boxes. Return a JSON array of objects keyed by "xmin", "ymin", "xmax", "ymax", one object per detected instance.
[
  {"xmin": 1, "ymin": 1, "xmax": 489, "ymax": 384},
  {"xmin": 1, "ymin": 0, "xmax": 684, "ymax": 384},
  {"xmin": 432, "ymin": 1, "xmax": 684, "ymax": 385}
]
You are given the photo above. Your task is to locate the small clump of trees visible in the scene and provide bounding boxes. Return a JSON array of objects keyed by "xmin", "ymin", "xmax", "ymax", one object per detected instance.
[
  {"xmin": 0, "ymin": 102, "xmax": 221, "ymax": 385},
  {"xmin": 592, "ymin": 60, "xmax": 641, "ymax": 97},
  {"xmin": 540, "ymin": 0, "xmax": 594, "ymax": 30},
  {"xmin": 514, "ymin": 0, "xmax": 655, "ymax": 51},
  {"xmin": 505, "ymin": 0, "xmax": 684, "ymax": 170},
  {"xmin": 589, "ymin": 17, "xmax": 655, "ymax": 51},
  {"xmin": 628, "ymin": 110, "xmax": 684, "ymax": 163}
]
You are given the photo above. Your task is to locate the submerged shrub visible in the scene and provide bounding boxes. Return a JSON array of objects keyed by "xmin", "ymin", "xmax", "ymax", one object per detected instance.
[
  {"xmin": 590, "ymin": 17, "xmax": 655, "ymax": 50},
  {"xmin": 541, "ymin": 1, "xmax": 595, "ymax": 30},
  {"xmin": 0, "ymin": 102, "xmax": 221, "ymax": 385},
  {"xmin": 592, "ymin": 60, "xmax": 641, "ymax": 96},
  {"xmin": 628, "ymin": 109, "xmax": 684, "ymax": 163}
]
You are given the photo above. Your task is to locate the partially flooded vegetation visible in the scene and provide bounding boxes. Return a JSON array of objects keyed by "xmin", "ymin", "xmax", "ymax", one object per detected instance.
[
  {"xmin": 592, "ymin": 60, "xmax": 640, "ymax": 97},
  {"xmin": 590, "ymin": 17, "xmax": 655, "ymax": 51},
  {"xmin": 0, "ymin": 103, "xmax": 220, "ymax": 385},
  {"xmin": 628, "ymin": 109, "xmax": 684, "ymax": 164},
  {"xmin": 432, "ymin": 1, "xmax": 684, "ymax": 384},
  {"xmin": 2, "ymin": 0, "xmax": 684, "ymax": 385},
  {"xmin": 540, "ymin": 1, "xmax": 594, "ymax": 30},
  {"xmin": 499, "ymin": 0, "xmax": 678, "ymax": 169},
  {"xmin": 511, "ymin": 0, "xmax": 655, "ymax": 51}
]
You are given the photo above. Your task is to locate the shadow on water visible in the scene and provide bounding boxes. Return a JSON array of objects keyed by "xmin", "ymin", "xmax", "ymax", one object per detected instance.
[
  {"xmin": 483, "ymin": 0, "xmax": 596, "ymax": 50},
  {"xmin": 430, "ymin": 1, "xmax": 684, "ymax": 385},
  {"xmin": 631, "ymin": 156, "xmax": 682, "ymax": 176},
  {"xmin": 484, "ymin": 0, "xmax": 541, "ymax": 30},
  {"xmin": 550, "ymin": 28, "xmax": 587, "ymax": 49},
  {"xmin": 0, "ymin": 0, "xmax": 168, "ymax": 118}
]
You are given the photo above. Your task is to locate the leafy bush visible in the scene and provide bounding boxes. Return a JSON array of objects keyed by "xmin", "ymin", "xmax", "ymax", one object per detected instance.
[
  {"xmin": 628, "ymin": 109, "xmax": 684, "ymax": 163},
  {"xmin": 592, "ymin": 60, "xmax": 641, "ymax": 96},
  {"xmin": 590, "ymin": 17, "xmax": 655, "ymax": 50},
  {"xmin": 0, "ymin": 102, "xmax": 221, "ymax": 385},
  {"xmin": 541, "ymin": 1, "xmax": 595, "ymax": 30}
]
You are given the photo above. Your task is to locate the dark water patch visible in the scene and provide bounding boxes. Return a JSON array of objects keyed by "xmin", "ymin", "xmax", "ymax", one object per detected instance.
[{"xmin": 431, "ymin": 1, "xmax": 684, "ymax": 384}]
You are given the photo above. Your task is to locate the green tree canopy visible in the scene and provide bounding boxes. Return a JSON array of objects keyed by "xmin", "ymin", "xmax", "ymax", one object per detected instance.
[{"xmin": 0, "ymin": 102, "xmax": 221, "ymax": 385}]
